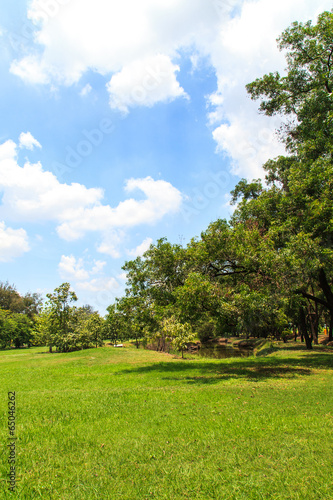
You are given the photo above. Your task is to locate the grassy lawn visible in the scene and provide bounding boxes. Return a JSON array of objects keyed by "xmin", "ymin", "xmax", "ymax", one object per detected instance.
[{"xmin": 1, "ymin": 343, "xmax": 333, "ymax": 499}]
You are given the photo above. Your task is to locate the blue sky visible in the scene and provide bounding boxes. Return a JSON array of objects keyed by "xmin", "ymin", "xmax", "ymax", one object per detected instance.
[{"xmin": 0, "ymin": 0, "xmax": 331, "ymax": 313}]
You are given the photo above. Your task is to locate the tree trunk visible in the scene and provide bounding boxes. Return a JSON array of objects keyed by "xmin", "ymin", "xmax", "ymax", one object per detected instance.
[
  {"xmin": 299, "ymin": 307, "xmax": 312, "ymax": 350},
  {"xmin": 297, "ymin": 322, "xmax": 304, "ymax": 342},
  {"xmin": 328, "ymin": 314, "xmax": 333, "ymax": 340},
  {"xmin": 309, "ymin": 317, "xmax": 318, "ymax": 345},
  {"xmin": 319, "ymin": 269, "xmax": 333, "ymax": 341},
  {"xmin": 307, "ymin": 303, "xmax": 319, "ymax": 345}
]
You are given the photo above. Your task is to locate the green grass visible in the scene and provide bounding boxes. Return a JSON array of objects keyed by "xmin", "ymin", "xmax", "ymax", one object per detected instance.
[{"xmin": 1, "ymin": 344, "xmax": 333, "ymax": 499}]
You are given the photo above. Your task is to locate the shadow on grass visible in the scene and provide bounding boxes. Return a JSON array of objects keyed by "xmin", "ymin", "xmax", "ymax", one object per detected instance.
[{"xmin": 116, "ymin": 351, "xmax": 333, "ymax": 385}]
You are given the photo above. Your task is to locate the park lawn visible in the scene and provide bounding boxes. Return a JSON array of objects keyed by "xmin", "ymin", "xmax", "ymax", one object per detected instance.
[{"xmin": 1, "ymin": 344, "xmax": 333, "ymax": 500}]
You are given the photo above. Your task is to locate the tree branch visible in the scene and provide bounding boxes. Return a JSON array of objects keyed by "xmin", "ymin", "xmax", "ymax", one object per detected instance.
[
  {"xmin": 294, "ymin": 289, "xmax": 328, "ymax": 308},
  {"xmin": 325, "ymin": 45, "xmax": 333, "ymax": 93}
]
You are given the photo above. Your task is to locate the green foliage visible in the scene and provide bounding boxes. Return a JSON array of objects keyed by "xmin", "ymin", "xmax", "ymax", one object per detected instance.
[
  {"xmin": 44, "ymin": 282, "xmax": 78, "ymax": 352},
  {"xmin": 36, "ymin": 283, "xmax": 105, "ymax": 352},
  {"xmin": 0, "ymin": 282, "xmax": 22, "ymax": 311},
  {"xmin": 11, "ymin": 313, "xmax": 34, "ymax": 348},
  {"xmin": 230, "ymin": 178, "xmax": 263, "ymax": 204},
  {"xmin": 0, "ymin": 309, "xmax": 13, "ymax": 348},
  {"xmin": 195, "ymin": 318, "xmax": 219, "ymax": 343},
  {"xmin": 32, "ymin": 309, "xmax": 51, "ymax": 347},
  {"xmin": 0, "ymin": 308, "xmax": 35, "ymax": 349},
  {"xmin": 104, "ymin": 303, "xmax": 124, "ymax": 344},
  {"xmin": 74, "ymin": 311, "xmax": 105, "ymax": 349},
  {"xmin": 0, "ymin": 281, "xmax": 42, "ymax": 316},
  {"xmin": 123, "ymin": 238, "xmax": 188, "ymax": 307},
  {"xmin": 175, "ymin": 272, "xmax": 221, "ymax": 323},
  {"xmin": 160, "ymin": 317, "xmax": 194, "ymax": 358}
]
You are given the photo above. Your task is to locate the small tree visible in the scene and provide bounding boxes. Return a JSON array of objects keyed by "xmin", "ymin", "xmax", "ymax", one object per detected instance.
[
  {"xmin": 45, "ymin": 283, "xmax": 78, "ymax": 352},
  {"xmin": 104, "ymin": 303, "xmax": 126, "ymax": 345},
  {"xmin": 162, "ymin": 317, "xmax": 195, "ymax": 358},
  {"xmin": 32, "ymin": 310, "xmax": 51, "ymax": 347},
  {"xmin": 76, "ymin": 311, "xmax": 105, "ymax": 349}
]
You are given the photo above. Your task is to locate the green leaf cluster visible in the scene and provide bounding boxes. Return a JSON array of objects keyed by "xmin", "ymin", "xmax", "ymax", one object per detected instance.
[{"xmin": 35, "ymin": 283, "xmax": 105, "ymax": 352}]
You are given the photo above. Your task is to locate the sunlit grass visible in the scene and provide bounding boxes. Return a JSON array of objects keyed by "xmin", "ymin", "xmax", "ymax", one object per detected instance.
[{"xmin": 1, "ymin": 344, "xmax": 333, "ymax": 499}]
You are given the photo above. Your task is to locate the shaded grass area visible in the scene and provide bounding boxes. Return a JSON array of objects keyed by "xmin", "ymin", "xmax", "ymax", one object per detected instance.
[{"xmin": 1, "ymin": 345, "xmax": 333, "ymax": 499}]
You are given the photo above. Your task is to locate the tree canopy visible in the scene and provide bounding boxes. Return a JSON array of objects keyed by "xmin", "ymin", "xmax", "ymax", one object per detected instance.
[{"xmin": 0, "ymin": 281, "xmax": 105, "ymax": 352}]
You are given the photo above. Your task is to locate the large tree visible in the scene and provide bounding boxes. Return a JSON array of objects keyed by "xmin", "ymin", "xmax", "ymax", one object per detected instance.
[{"xmin": 236, "ymin": 10, "xmax": 333, "ymax": 344}]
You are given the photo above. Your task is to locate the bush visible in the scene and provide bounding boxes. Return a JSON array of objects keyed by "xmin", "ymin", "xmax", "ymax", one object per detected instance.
[{"xmin": 196, "ymin": 319, "xmax": 218, "ymax": 343}]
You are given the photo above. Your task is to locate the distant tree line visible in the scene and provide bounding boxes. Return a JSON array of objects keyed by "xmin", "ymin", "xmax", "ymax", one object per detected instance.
[
  {"xmin": 105, "ymin": 11, "xmax": 333, "ymax": 351},
  {"xmin": 0, "ymin": 281, "xmax": 105, "ymax": 352},
  {"xmin": 0, "ymin": 281, "xmax": 42, "ymax": 349}
]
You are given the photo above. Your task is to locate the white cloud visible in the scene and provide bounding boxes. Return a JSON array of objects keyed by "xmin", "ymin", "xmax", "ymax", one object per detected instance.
[
  {"xmin": 107, "ymin": 55, "xmax": 188, "ymax": 114},
  {"xmin": 80, "ymin": 83, "xmax": 92, "ymax": 97},
  {"xmin": 58, "ymin": 255, "xmax": 90, "ymax": 281},
  {"xmin": 96, "ymin": 230, "xmax": 124, "ymax": 258},
  {"xmin": 223, "ymin": 193, "xmax": 237, "ymax": 217},
  {"xmin": 212, "ymin": 115, "xmax": 285, "ymax": 179},
  {"xmin": 9, "ymin": 0, "xmax": 332, "ymax": 178},
  {"xmin": 10, "ymin": 55, "xmax": 51, "ymax": 85},
  {"xmin": 0, "ymin": 139, "xmax": 103, "ymax": 224},
  {"xmin": 76, "ymin": 277, "xmax": 119, "ymax": 293},
  {"xmin": 58, "ymin": 254, "xmax": 118, "ymax": 293},
  {"xmin": 91, "ymin": 260, "xmax": 106, "ymax": 274},
  {"xmin": 0, "ymin": 222, "xmax": 30, "ymax": 262},
  {"xmin": 96, "ymin": 243, "xmax": 121, "ymax": 259},
  {"xmin": 0, "ymin": 140, "xmax": 17, "ymax": 161},
  {"xmin": 0, "ymin": 138, "xmax": 183, "ymax": 250},
  {"xmin": 19, "ymin": 132, "xmax": 42, "ymax": 151},
  {"xmin": 13, "ymin": 0, "xmax": 222, "ymax": 86},
  {"xmin": 59, "ymin": 254, "xmax": 108, "ymax": 281},
  {"xmin": 118, "ymin": 272, "xmax": 128, "ymax": 281},
  {"xmin": 56, "ymin": 176, "xmax": 183, "ymax": 241},
  {"xmin": 127, "ymin": 237, "xmax": 153, "ymax": 257}
]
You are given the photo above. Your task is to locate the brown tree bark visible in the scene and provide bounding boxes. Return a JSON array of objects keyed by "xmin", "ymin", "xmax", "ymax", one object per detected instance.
[
  {"xmin": 299, "ymin": 306, "xmax": 312, "ymax": 350},
  {"xmin": 318, "ymin": 269, "xmax": 333, "ymax": 341}
]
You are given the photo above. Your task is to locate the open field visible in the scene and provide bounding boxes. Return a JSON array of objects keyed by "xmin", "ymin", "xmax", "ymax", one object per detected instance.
[{"xmin": 1, "ymin": 343, "xmax": 333, "ymax": 499}]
